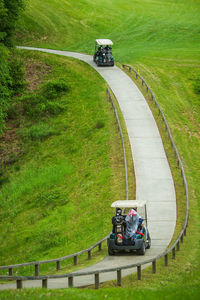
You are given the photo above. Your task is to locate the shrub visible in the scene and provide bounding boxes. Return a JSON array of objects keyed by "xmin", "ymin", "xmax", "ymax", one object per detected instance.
[
  {"xmin": 0, "ymin": 47, "xmax": 26, "ymax": 131},
  {"xmin": 20, "ymin": 79, "xmax": 69, "ymax": 118},
  {"xmin": 0, "ymin": 44, "xmax": 12, "ymax": 133},
  {"xmin": 21, "ymin": 94, "xmax": 47, "ymax": 118},
  {"xmin": 42, "ymin": 79, "xmax": 69, "ymax": 99},
  {"xmin": 8, "ymin": 55, "xmax": 27, "ymax": 95}
]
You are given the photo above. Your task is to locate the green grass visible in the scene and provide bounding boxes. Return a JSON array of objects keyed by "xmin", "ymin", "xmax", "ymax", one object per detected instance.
[
  {"xmin": 0, "ymin": 285, "xmax": 200, "ymax": 300},
  {"xmin": 16, "ymin": 0, "xmax": 200, "ymax": 60},
  {"xmin": 0, "ymin": 0, "xmax": 199, "ymax": 297},
  {"xmin": 0, "ymin": 50, "xmax": 135, "ymax": 275}
]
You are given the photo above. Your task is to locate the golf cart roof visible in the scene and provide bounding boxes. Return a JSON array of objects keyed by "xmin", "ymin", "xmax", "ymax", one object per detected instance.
[
  {"xmin": 96, "ymin": 39, "xmax": 113, "ymax": 46},
  {"xmin": 111, "ymin": 200, "xmax": 146, "ymax": 208}
]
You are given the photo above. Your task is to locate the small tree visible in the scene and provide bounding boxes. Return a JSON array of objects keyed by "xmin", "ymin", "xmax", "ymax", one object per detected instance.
[
  {"xmin": 0, "ymin": 0, "xmax": 26, "ymax": 133},
  {"xmin": 0, "ymin": 0, "xmax": 25, "ymax": 47}
]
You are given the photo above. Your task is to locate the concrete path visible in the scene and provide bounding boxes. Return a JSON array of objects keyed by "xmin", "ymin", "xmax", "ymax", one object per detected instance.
[{"xmin": 0, "ymin": 47, "xmax": 176, "ymax": 289}]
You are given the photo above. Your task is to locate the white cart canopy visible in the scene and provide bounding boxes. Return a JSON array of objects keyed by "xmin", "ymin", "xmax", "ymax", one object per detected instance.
[
  {"xmin": 111, "ymin": 200, "xmax": 146, "ymax": 208},
  {"xmin": 96, "ymin": 39, "xmax": 113, "ymax": 46}
]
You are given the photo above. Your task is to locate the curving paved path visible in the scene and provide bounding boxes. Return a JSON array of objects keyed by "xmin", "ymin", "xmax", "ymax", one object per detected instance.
[{"xmin": 0, "ymin": 47, "xmax": 176, "ymax": 289}]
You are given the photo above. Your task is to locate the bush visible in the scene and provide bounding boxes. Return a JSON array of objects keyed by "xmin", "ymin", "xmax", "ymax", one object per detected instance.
[
  {"xmin": 0, "ymin": 0, "xmax": 25, "ymax": 47},
  {"xmin": 20, "ymin": 79, "xmax": 69, "ymax": 118},
  {"xmin": 21, "ymin": 94, "xmax": 67, "ymax": 118},
  {"xmin": 0, "ymin": 46, "xmax": 26, "ymax": 132},
  {"xmin": 0, "ymin": 44, "xmax": 12, "ymax": 133},
  {"xmin": 42, "ymin": 79, "xmax": 69, "ymax": 99},
  {"xmin": 8, "ymin": 55, "xmax": 27, "ymax": 95}
]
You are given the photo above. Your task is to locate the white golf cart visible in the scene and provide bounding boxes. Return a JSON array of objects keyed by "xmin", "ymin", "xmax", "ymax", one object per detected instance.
[
  {"xmin": 108, "ymin": 200, "xmax": 151, "ymax": 255},
  {"xmin": 93, "ymin": 39, "xmax": 114, "ymax": 66}
]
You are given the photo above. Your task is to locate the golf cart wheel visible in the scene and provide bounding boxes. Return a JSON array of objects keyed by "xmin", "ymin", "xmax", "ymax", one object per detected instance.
[
  {"xmin": 108, "ymin": 246, "xmax": 114, "ymax": 256},
  {"xmin": 137, "ymin": 241, "xmax": 146, "ymax": 255}
]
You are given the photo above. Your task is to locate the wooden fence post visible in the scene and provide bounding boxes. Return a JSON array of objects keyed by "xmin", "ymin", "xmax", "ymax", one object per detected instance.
[
  {"xmin": 88, "ymin": 250, "xmax": 91, "ymax": 260},
  {"xmin": 35, "ymin": 264, "xmax": 39, "ymax": 276},
  {"xmin": 73, "ymin": 256, "xmax": 78, "ymax": 265},
  {"xmin": 177, "ymin": 241, "xmax": 180, "ymax": 251},
  {"xmin": 98, "ymin": 243, "xmax": 102, "ymax": 251},
  {"xmin": 16, "ymin": 279, "xmax": 22, "ymax": 289},
  {"xmin": 68, "ymin": 276, "xmax": 74, "ymax": 288},
  {"xmin": 137, "ymin": 265, "xmax": 141, "ymax": 280},
  {"xmin": 172, "ymin": 248, "xmax": 176, "ymax": 259},
  {"xmin": 95, "ymin": 273, "xmax": 99, "ymax": 289},
  {"xmin": 181, "ymin": 234, "xmax": 184, "ymax": 243},
  {"xmin": 165, "ymin": 254, "xmax": 168, "ymax": 266},
  {"xmin": 152, "ymin": 260, "xmax": 156, "ymax": 274},
  {"xmin": 8, "ymin": 267, "xmax": 13, "ymax": 277},
  {"xmin": 56, "ymin": 261, "xmax": 61, "ymax": 271},
  {"xmin": 42, "ymin": 278, "xmax": 47, "ymax": 288},
  {"xmin": 117, "ymin": 269, "xmax": 122, "ymax": 286}
]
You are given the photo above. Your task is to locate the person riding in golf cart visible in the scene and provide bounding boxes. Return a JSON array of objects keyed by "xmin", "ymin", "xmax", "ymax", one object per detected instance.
[
  {"xmin": 93, "ymin": 39, "xmax": 114, "ymax": 66},
  {"xmin": 108, "ymin": 200, "xmax": 151, "ymax": 255}
]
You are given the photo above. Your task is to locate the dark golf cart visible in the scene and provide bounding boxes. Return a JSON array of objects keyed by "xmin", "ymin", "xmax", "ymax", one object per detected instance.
[
  {"xmin": 108, "ymin": 200, "xmax": 151, "ymax": 255},
  {"xmin": 93, "ymin": 39, "xmax": 114, "ymax": 66}
]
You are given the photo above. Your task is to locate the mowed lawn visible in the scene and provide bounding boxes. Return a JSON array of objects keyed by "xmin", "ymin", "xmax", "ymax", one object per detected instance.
[{"xmin": 0, "ymin": 0, "xmax": 199, "ymax": 297}]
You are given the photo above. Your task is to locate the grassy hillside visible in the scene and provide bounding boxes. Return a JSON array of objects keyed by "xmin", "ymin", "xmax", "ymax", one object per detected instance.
[
  {"xmin": 0, "ymin": 50, "xmax": 135, "ymax": 275},
  {"xmin": 16, "ymin": 0, "xmax": 200, "ymax": 59},
  {"xmin": 0, "ymin": 0, "xmax": 199, "ymax": 297}
]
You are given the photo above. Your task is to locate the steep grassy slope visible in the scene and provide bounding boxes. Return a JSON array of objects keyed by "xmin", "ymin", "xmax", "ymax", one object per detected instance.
[
  {"xmin": 0, "ymin": 50, "xmax": 135, "ymax": 275},
  {"xmin": 16, "ymin": 0, "xmax": 200, "ymax": 59}
]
